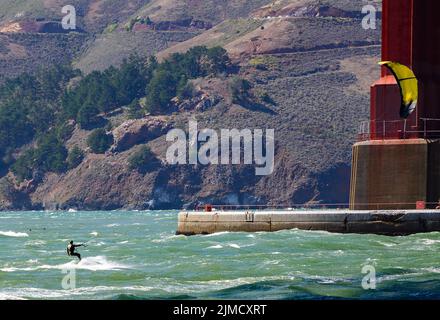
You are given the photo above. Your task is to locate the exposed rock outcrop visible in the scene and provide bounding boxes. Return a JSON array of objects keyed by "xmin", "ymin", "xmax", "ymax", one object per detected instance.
[
  {"xmin": 175, "ymin": 93, "xmax": 222, "ymax": 112},
  {"xmin": 110, "ymin": 117, "xmax": 171, "ymax": 153},
  {"xmin": 133, "ymin": 18, "xmax": 213, "ymax": 32}
]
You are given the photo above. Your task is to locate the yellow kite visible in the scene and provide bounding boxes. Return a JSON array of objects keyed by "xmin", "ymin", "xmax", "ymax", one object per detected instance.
[{"xmin": 379, "ymin": 61, "xmax": 418, "ymax": 119}]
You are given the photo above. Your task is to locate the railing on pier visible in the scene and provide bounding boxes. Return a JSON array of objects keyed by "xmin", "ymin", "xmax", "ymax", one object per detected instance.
[
  {"xmin": 192, "ymin": 202, "xmax": 440, "ymax": 212},
  {"xmin": 357, "ymin": 118, "xmax": 440, "ymax": 141}
]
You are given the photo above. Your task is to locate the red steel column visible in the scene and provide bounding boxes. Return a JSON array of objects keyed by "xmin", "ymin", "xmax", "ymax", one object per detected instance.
[
  {"xmin": 370, "ymin": 0, "xmax": 415, "ymax": 139},
  {"xmin": 381, "ymin": 0, "xmax": 413, "ymax": 74},
  {"xmin": 412, "ymin": 0, "xmax": 440, "ymax": 133},
  {"xmin": 371, "ymin": 0, "xmax": 440, "ymax": 139}
]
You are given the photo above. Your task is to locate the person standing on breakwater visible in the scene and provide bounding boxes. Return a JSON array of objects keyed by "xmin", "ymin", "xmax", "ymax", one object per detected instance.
[{"xmin": 67, "ymin": 241, "xmax": 86, "ymax": 261}]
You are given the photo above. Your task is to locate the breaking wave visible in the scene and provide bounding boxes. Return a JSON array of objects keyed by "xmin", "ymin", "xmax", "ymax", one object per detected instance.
[
  {"xmin": 1, "ymin": 256, "xmax": 131, "ymax": 272},
  {"xmin": 0, "ymin": 231, "xmax": 29, "ymax": 238}
]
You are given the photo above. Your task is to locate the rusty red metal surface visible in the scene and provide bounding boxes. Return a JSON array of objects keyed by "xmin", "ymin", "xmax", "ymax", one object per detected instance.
[
  {"xmin": 370, "ymin": 0, "xmax": 440, "ymax": 140},
  {"xmin": 381, "ymin": 0, "xmax": 413, "ymax": 75}
]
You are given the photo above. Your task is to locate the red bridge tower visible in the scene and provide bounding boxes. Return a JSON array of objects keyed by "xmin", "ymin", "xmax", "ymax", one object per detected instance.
[{"xmin": 350, "ymin": 0, "xmax": 440, "ymax": 210}]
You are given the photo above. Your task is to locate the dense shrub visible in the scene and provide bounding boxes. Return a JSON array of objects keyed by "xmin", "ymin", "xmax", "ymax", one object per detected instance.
[
  {"xmin": 0, "ymin": 46, "xmax": 233, "ymax": 176},
  {"xmin": 0, "ymin": 101, "xmax": 35, "ymax": 158},
  {"xmin": 145, "ymin": 70, "xmax": 178, "ymax": 114},
  {"xmin": 128, "ymin": 145, "xmax": 157, "ymax": 172},
  {"xmin": 35, "ymin": 134, "xmax": 68, "ymax": 173},
  {"xmin": 143, "ymin": 46, "xmax": 231, "ymax": 114},
  {"xmin": 56, "ymin": 122, "xmax": 75, "ymax": 142},
  {"xmin": 11, "ymin": 134, "xmax": 68, "ymax": 181},
  {"xmin": 258, "ymin": 91, "xmax": 276, "ymax": 105},
  {"xmin": 63, "ymin": 56, "xmax": 150, "ymax": 125},
  {"xmin": 67, "ymin": 146, "xmax": 85, "ymax": 169},
  {"xmin": 0, "ymin": 65, "xmax": 75, "ymax": 159},
  {"xmin": 62, "ymin": 47, "xmax": 231, "ymax": 119},
  {"xmin": 177, "ymin": 80, "xmax": 195, "ymax": 100},
  {"xmin": 77, "ymin": 103, "xmax": 100, "ymax": 129},
  {"xmin": 127, "ymin": 99, "xmax": 144, "ymax": 119},
  {"xmin": 87, "ymin": 129, "xmax": 114, "ymax": 154},
  {"xmin": 11, "ymin": 151, "xmax": 35, "ymax": 181},
  {"xmin": 205, "ymin": 46, "xmax": 230, "ymax": 75},
  {"xmin": 230, "ymin": 77, "xmax": 252, "ymax": 105}
]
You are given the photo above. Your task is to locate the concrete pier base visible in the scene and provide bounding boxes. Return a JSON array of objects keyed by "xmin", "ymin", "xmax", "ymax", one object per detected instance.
[
  {"xmin": 176, "ymin": 210, "xmax": 440, "ymax": 236},
  {"xmin": 350, "ymin": 139, "xmax": 440, "ymax": 210}
]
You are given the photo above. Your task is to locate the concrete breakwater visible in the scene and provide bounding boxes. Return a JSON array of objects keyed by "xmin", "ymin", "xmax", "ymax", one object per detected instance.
[{"xmin": 176, "ymin": 210, "xmax": 440, "ymax": 236}]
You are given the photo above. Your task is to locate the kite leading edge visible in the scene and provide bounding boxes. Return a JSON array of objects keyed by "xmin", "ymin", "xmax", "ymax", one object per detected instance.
[{"xmin": 379, "ymin": 61, "xmax": 418, "ymax": 119}]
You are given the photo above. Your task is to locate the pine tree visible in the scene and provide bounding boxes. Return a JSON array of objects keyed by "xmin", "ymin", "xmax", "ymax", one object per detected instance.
[
  {"xmin": 145, "ymin": 70, "xmax": 177, "ymax": 114},
  {"xmin": 77, "ymin": 103, "xmax": 100, "ymax": 129}
]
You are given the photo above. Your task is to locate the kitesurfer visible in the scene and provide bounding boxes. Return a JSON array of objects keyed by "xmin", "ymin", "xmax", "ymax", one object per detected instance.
[{"xmin": 67, "ymin": 241, "xmax": 85, "ymax": 261}]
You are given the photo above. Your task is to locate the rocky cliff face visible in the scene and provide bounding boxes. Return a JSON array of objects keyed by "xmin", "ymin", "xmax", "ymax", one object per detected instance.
[{"xmin": 110, "ymin": 117, "xmax": 171, "ymax": 152}]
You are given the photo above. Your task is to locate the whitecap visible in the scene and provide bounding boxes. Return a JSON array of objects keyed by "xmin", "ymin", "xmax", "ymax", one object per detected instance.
[
  {"xmin": 176, "ymin": 275, "xmax": 297, "ymax": 293},
  {"xmin": 1, "ymin": 266, "xmax": 36, "ymax": 272},
  {"xmin": 377, "ymin": 241, "xmax": 396, "ymax": 247},
  {"xmin": 25, "ymin": 240, "xmax": 46, "ymax": 246},
  {"xmin": 3, "ymin": 256, "xmax": 131, "ymax": 272},
  {"xmin": 0, "ymin": 292, "xmax": 27, "ymax": 300},
  {"xmin": 420, "ymin": 239, "xmax": 440, "ymax": 245},
  {"xmin": 1, "ymin": 267, "xmax": 18, "ymax": 272},
  {"xmin": 27, "ymin": 259, "xmax": 39, "ymax": 264},
  {"xmin": 106, "ymin": 224, "xmax": 120, "ymax": 228},
  {"xmin": 0, "ymin": 231, "xmax": 29, "ymax": 237},
  {"xmin": 207, "ymin": 245, "xmax": 223, "ymax": 249},
  {"xmin": 204, "ymin": 231, "xmax": 231, "ymax": 237},
  {"xmin": 38, "ymin": 256, "xmax": 129, "ymax": 272},
  {"xmin": 0, "ymin": 285, "xmax": 155, "ymax": 300},
  {"xmin": 420, "ymin": 267, "xmax": 440, "ymax": 274},
  {"xmin": 262, "ymin": 260, "xmax": 280, "ymax": 266},
  {"xmin": 90, "ymin": 232, "xmax": 99, "ymax": 236},
  {"xmin": 151, "ymin": 234, "xmax": 186, "ymax": 243},
  {"xmin": 378, "ymin": 272, "xmax": 418, "ymax": 282},
  {"xmin": 318, "ymin": 279, "xmax": 336, "ymax": 284},
  {"xmin": 228, "ymin": 243, "xmax": 240, "ymax": 249}
]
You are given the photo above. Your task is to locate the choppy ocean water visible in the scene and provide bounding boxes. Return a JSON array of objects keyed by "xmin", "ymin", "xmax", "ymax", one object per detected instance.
[{"xmin": 1, "ymin": 210, "xmax": 440, "ymax": 300}]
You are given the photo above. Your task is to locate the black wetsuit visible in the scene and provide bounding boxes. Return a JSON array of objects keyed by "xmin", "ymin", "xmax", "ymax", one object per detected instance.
[{"xmin": 67, "ymin": 244, "xmax": 82, "ymax": 261}]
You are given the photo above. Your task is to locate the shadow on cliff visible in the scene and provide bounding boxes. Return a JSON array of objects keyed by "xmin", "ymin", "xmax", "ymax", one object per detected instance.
[{"xmin": 315, "ymin": 163, "xmax": 351, "ymax": 205}]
